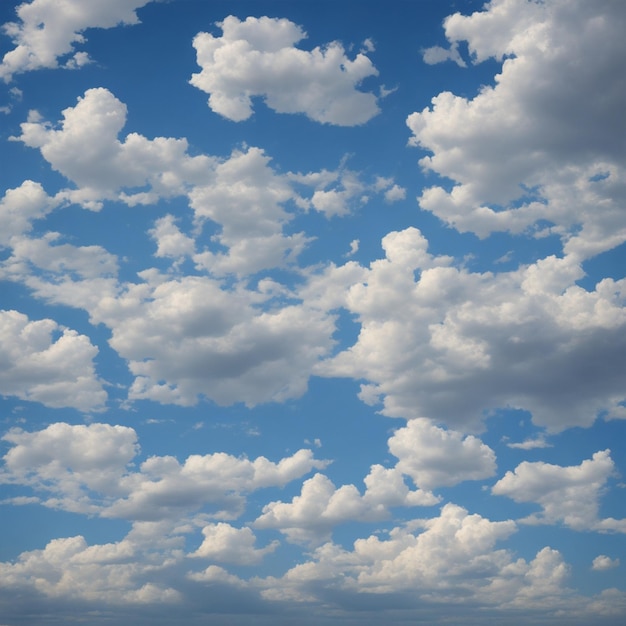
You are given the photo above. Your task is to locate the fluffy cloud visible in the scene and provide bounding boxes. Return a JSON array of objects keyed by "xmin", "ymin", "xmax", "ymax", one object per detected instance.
[
  {"xmin": 1, "ymin": 422, "xmax": 137, "ymax": 513},
  {"xmin": 190, "ymin": 16, "xmax": 380, "ymax": 125},
  {"xmin": 190, "ymin": 523, "xmax": 278, "ymax": 565},
  {"xmin": 492, "ymin": 450, "xmax": 626, "ymax": 532},
  {"xmin": 317, "ymin": 230, "xmax": 626, "ymax": 431},
  {"xmin": 0, "ymin": 534, "xmax": 182, "ymax": 605},
  {"xmin": 15, "ymin": 88, "xmax": 215, "ymax": 210},
  {"xmin": 592, "ymin": 555, "xmax": 620, "ymax": 571},
  {"xmin": 97, "ymin": 273, "xmax": 337, "ymax": 408},
  {"xmin": 0, "ymin": 181, "xmax": 58, "ymax": 246},
  {"xmin": 388, "ymin": 419, "xmax": 496, "ymax": 490},
  {"xmin": 1, "ymin": 421, "xmax": 328, "ymax": 522},
  {"xmin": 255, "ymin": 466, "xmax": 438, "ymax": 545},
  {"xmin": 105, "ymin": 447, "xmax": 329, "ymax": 521},
  {"xmin": 0, "ymin": 310, "xmax": 106, "ymax": 411},
  {"xmin": 408, "ymin": 0, "xmax": 626, "ymax": 259},
  {"xmin": 0, "ymin": 0, "xmax": 154, "ymax": 81},
  {"xmin": 260, "ymin": 503, "xmax": 525, "ymax": 604}
]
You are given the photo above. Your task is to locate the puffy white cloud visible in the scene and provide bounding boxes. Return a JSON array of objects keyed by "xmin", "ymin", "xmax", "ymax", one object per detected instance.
[
  {"xmin": 15, "ymin": 88, "xmax": 215, "ymax": 210},
  {"xmin": 592, "ymin": 555, "xmax": 620, "ymax": 571},
  {"xmin": 0, "ymin": 0, "xmax": 154, "ymax": 81},
  {"xmin": 0, "ymin": 310, "xmax": 106, "ymax": 412},
  {"xmin": 188, "ymin": 146, "xmax": 311, "ymax": 276},
  {"xmin": 190, "ymin": 15, "xmax": 380, "ymax": 125},
  {"xmin": 388, "ymin": 418, "xmax": 496, "ymax": 490},
  {"xmin": 105, "ymin": 447, "xmax": 329, "ymax": 522},
  {"xmin": 1, "ymin": 422, "xmax": 137, "ymax": 513},
  {"xmin": 149, "ymin": 215, "xmax": 195, "ymax": 260},
  {"xmin": 0, "ymin": 534, "xmax": 181, "ymax": 604},
  {"xmin": 255, "ymin": 467, "xmax": 438, "ymax": 545},
  {"xmin": 408, "ymin": 0, "xmax": 626, "ymax": 259},
  {"xmin": 0, "ymin": 181, "xmax": 58, "ymax": 246},
  {"xmin": 190, "ymin": 523, "xmax": 278, "ymax": 565},
  {"xmin": 92, "ymin": 273, "xmax": 337, "ymax": 408},
  {"xmin": 260, "ymin": 503, "xmax": 522, "ymax": 603},
  {"xmin": 6, "ymin": 232, "xmax": 118, "ymax": 279},
  {"xmin": 318, "ymin": 231, "xmax": 626, "ymax": 431},
  {"xmin": 1, "ymin": 421, "xmax": 328, "ymax": 522},
  {"xmin": 492, "ymin": 450, "xmax": 626, "ymax": 532}
]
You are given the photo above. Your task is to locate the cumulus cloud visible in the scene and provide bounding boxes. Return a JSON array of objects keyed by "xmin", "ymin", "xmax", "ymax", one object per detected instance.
[
  {"xmin": 14, "ymin": 88, "xmax": 215, "ymax": 210},
  {"xmin": 0, "ymin": 0, "xmax": 154, "ymax": 81},
  {"xmin": 317, "ymin": 231, "xmax": 626, "ymax": 432},
  {"xmin": 492, "ymin": 450, "xmax": 626, "ymax": 532},
  {"xmin": 190, "ymin": 16, "xmax": 380, "ymax": 125},
  {"xmin": 255, "ymin": 466, "xmax": 438, "ymax": 545},
  {"xmin": 388, "ymin": 418, "xmax": 496, "ymax": 490},
  {"xmin": 1, "ymin": 422, "xmax": 328, "ymax": 522},
  {"xmin": 0, "ymin": 181, "xmax": 58, "ymax": 246},
  {"xmin": 592, "ymin": 555, "xmax": 620, "ymax": 571},
  {"xmin": 408, "ymin": 0, "xmax": 626, "ymax": 259},
  {"xmin": 190, "ymin": 523, "xmax": 278, "ymax": 565},
  {"xmin": 1, "ymin": 422, "xmax": 138, "ymax": 513},
  {"xmin": 0, "ymin": 534, "xmax": 181, "ymax": 605},
  {"xmin": 260, "ymin": 503, "xmax": 525, "ymax": 603},
  {"xmin": 0, "ymin": 310, "xmax": 106, "ymax": 412}
]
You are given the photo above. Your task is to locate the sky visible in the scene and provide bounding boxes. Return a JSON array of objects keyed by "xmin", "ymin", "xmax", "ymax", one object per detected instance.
[{"xmin": 0, "ymin": 0, "xmax": 625, "ymax": 624}]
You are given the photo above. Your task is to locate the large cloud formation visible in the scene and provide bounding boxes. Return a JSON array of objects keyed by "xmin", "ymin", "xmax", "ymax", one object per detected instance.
[{"xmin": 412, "ymin": 0, "xmax": 626, "ymax": 260}]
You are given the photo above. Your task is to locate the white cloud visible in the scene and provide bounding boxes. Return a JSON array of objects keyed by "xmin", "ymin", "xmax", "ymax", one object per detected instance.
[
  {"xmin": 190, "ymin": 523, "xmax": 278, "ymax": 565},
  {"xmin": 317, "ymin": 233, "xmax": 626, "ymax": 432},
  {"xmin": 592, "ymin": 555, "xmax": 620, "ymax": 571},
  {"xmin": 422, "ymin": 43, "xmax": 466, "ymax": 67},
  {"xmin": 1, "ymin": 422, "xmax": 137, "ymax": 513},
  {"xmin": 96, "ymin": 273, "xmax": 337, "ymax": 408},
  {"xmin": 149, "ymin": 215, "xmax": 195, "ymax": 260},
  {"xmin": 408, "ymin": 0, "xmax": 626, "ymax": 259},
  {"xmin": 0, "ymin": 181, "xmax": 58, "ymax": 246},
  {"xmin": 507, "ymin": 436, "xmax": 552, "ymax": 450},
  {"xmin": 0, "ymin": 310, "xmax": 106, "ymax": 412},
  {"xmin": 492, "ymin": 450, "xmax": 626, "ymax": 532},
  {"xmin": 388, "ymin": 418, "xmax": 496, "ymax": 490},
  {"xmin": 1, "ymin": 421, "xmax": 328, "ymax": 522},
  {"xmin": 188, "ymin": 146, "xmax": 311, "ymax": 275},
  {"xmin": 15, "ymin": 88, "xmax": 215, "ymax": 210},
  {"xmin": 260, "ymin": 503, "xmax": 521, "ymax": 602},
  {"xmin": 0, "ymin": 0, "xmax": 154, "ymax": 81},
  {"xmin": 190, "ymin": 15, "xmax": 380, "ymax": 125},
  {"xmin": 104, "ymin": 447, "xmax": 329, "ymax": 522},
  {"xmin": 0, "ymin": 534, "xmax": 181, "ymax": 604},
  {"xmin": 255, "ymin": 467, "xmax": 438, "ymax": 545}
]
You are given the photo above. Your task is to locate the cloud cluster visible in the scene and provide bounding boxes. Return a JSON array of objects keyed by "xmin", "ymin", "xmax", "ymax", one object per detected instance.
[
  {"xmin": 493, "ymin": 450, "xmax": 626, "ymax": 532},
  {"xmin": 190, "ymin": 16, "xmax": 380, "ymax": 125},
  {"xmin": 317, "ymin": 231, "xmax": 626, "ymax": 431},
  {"xmin": 0, "ymin": 310, "xmax": 106, "ymax": 411},
  {"xmin": 1, "ymin": 421, "xmax": 328, "ymax": 520},
  {"xmin": 255, "ymin": 466, "xmax": 438, "ymax": 545},
  {"xmin": 1, "ymin": 0, "xmax": 154, "ymax": 81},
  {"xmin": 410, "ymin": 0, "xmax": 626, "ymax": 259},
  {"xmin": 258, "ymin": 503, "xmax": 583, "ymax": 617},
  {"xmin": 5, "ymin": 87, "xmax": 405, "ymax": 409}
]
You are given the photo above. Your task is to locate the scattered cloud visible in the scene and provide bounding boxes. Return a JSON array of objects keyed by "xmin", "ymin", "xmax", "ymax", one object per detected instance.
[
  {"xmin": 190, "ymin": 16, "xmax": 380, "ymax": 125},
  {"xmin": 0, "ymin": 0, "xmax": 155, "ymax": 81},
  {"xmin": 492, "ymin": 450, "xmax": 626, "ymax": 532},
  {"xmin": 592, "ymin": 555, "xmax": 620, "ymax": 571},
  {"xmin": 408, "ymin": 0, "xmax": 626, "ymax": 259},
  {"xmin": 0, "ymin": 310, "xmax": 106, "ymax": 412}
]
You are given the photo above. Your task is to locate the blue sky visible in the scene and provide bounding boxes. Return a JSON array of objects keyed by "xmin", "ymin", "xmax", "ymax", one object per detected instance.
[{"xmin": 0, "ymin": 0, "xmax": 625, "ymax": 624}]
